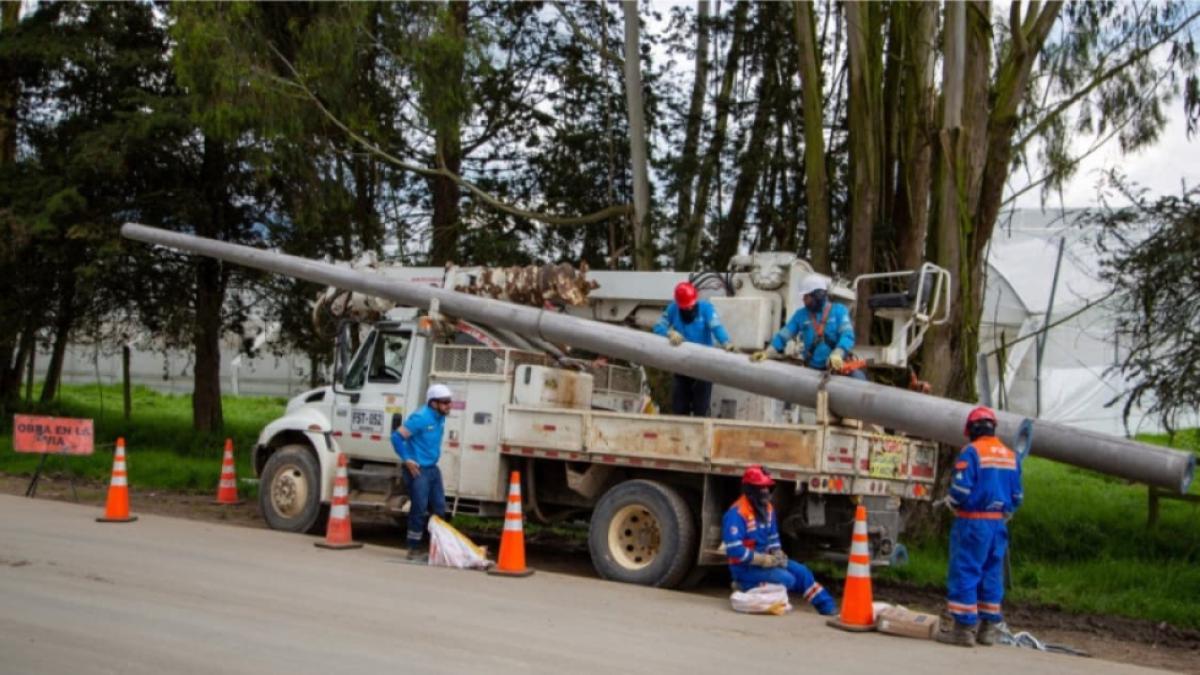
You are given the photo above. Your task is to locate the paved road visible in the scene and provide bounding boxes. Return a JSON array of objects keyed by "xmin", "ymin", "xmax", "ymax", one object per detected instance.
[{"xmin": 0, "ymin": 495, "xmax": 1165, "ymax": 675}]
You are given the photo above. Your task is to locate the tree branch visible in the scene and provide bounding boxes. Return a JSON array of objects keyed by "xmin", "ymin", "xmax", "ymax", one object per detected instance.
[
  {"xmin": 551, "ymin": 1, "xmax": 624, "ymax": 69},
  {"xmin": 1015, "ymin": 7, "xmax": 1200, "ymax": 152},
  {"xmin": 264, "ymin": 42, "xmax": 631, "ymax": 228}
]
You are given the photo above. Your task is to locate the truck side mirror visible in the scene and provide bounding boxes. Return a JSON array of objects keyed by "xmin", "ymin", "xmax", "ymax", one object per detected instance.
[{"xmin": 333, "ymin": 320, "xmax": 352, "ymax": 385}]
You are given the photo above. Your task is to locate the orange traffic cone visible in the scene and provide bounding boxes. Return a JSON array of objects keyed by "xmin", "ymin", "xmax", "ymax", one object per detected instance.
[
  {"xmin": 315, "ymin": 453, "xmax": 363, "ymax": 550},
  {"xmin": 213, "ymin": 438, "xmax": 244, "ymax": 505},
  {"xmin": 827, "ymin": 504, "xmax": 875, "ymax": 631},
  {"xmin": 96, "ymin": 437, "xmax": 137, "ymax": 523},
  {"xmin": 487, "ymin": 471, "xmax": 534, "ymax": 577}
]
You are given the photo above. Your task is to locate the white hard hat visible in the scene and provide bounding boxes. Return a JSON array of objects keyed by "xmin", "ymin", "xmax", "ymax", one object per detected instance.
[
  {"xmin": 426, "ymin": 383, "xmax": 454, "ymax": 401},
  {"xmin": 797, "ymin": 275, "xmax": 830, "ymax": 297}
]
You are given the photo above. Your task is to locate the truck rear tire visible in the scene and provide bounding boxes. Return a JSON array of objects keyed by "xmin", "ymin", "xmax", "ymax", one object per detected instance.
[
  {"xmin": 588, "ymin": 479, "xmax": 696, "ymax": 588},
  {"xmin": 260, "ymin": 444, "xmax": 327, "ymax": 534}
]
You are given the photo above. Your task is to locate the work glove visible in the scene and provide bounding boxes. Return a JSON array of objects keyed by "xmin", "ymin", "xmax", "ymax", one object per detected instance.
[
  {"xmin": 829, "ymin": 349, "xmax": 845, "ymax": 371},
  {"xmin": 667, "ymin": 329, "xmax": 684, "ymax": 347},
  {"xmin": 750, "ymin": 349, "xmax": 774, "ymax": 363},
  {"xmin": 723, "ymin": 342, "xmax": 737, "ymax": 353},
  {"xmin": 751, "ymin": 552, "xmax": 781, "ymax": 568},
  {"xmin": 770, "ymin": 549, "xmax": 788, "ymax": 566}
]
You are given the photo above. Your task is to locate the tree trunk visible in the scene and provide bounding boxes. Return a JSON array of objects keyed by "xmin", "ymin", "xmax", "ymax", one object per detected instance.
[
  {"xmin": 846, "ymin": 1, "xmax": 883, "ymax": 337},
  {"xmin": 683, "ymin": 1, "xmax": 749, "ymax": 271},
  {"xmin": 192, "ymin": 136, "xmax": 229, "ymax": 433},
  {"xmin": 40, "ymin": 273, "xmax": 77, "ymax": 404},
  {"xmin": 622, "ymin": 1, "xmax": 653, "ymax": 270},
  {"xmin": 924, "ymin": 0, "xmax": 970, "ymax": 399},
  {"xmin": 0, "ymin": 0, "xmax": 19, "ymax": 166},
  {"xmin": 429, "ymin": 1, "xmax": 468, "ymax": 266},
  {"xmin": 674, "ymin": 0, "xmax": 710, "ymax": 267},
  {"xmin": 714, "ymin": 23, "xmax": 776, "ymax": 269},
  {"xmin": 193, "ymin": 256, "xmax": 225, "ymax": 432},
  {"xmin": 793, "ymin": 0, "xmax": 831, "ymax": 273},
  {"xmin": 894, "ymin": 1, "xmax": 937, "ymax": 272},
  {"xmin": 122, "ymin": 344, "xmax": 131, "ymax": 421}
]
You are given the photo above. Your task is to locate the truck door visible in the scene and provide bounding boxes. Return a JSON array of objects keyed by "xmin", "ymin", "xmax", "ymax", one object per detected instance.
[{"xmin": 331, "ymin": 328, "xmax": 414, "ymax": 461}]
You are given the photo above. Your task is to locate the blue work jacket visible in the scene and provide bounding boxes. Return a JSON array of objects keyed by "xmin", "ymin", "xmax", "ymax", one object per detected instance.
[
  {"xmin": 722, "ymin": 495, "xmax": 782, "ymax": 569},
  {"xmin": 390, "ymin": 404, "xmax": 446, "ymax": 467},
  {"xmin": 652, "ymin": 300, "xmax": 731, "ymax": 347},
  {"xmin": 769, "ymin": 302, "xmax": 855, "ymax": 369},
  {"xmin": 948, "ymin": 436, "xmax": 1024, "ymax": 517}
]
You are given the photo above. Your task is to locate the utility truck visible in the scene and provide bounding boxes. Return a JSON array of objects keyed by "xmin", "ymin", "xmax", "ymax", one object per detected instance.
[
  {"xmin": 253, "ymin": 251, "xmax": 948, "ymax": 588},
  {"xmin": 121, "ymin": 223, "xmax": 1195, "ymax": 590}
]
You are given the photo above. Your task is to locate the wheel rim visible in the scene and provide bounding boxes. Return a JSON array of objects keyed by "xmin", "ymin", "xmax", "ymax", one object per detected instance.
[
  {"xmin": 270, "ymin": 462, "xmax": 309, "ymax": 519},
  {"xmin": 607, "ymin": 504, "xmax": 661, "ymax": 571}
]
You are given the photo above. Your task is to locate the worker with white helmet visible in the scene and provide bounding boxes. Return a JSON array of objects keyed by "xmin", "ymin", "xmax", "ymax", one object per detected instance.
[
  {"xmin": 391, "ymin": 382, "xmax": 455, "ymax": 560},
  {"xmin": 751, "ymin": 276, "xmax": 867, "ymax": 380}
]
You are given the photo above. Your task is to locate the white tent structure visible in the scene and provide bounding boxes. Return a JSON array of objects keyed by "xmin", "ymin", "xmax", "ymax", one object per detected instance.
[{"xmin": 978, "ymin": 208, "xmax": 1167, "ymax": 437}]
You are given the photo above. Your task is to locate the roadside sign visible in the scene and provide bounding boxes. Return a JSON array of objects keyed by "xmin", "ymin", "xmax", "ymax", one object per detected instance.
[{"xmin": 13, "ymin": 415, "xmax": 95, "ymax": 455}]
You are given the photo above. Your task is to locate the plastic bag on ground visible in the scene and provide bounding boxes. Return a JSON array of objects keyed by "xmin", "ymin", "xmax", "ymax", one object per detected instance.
[
  {"xmin": 730, "ymin": 583, "xmax": 792, "ymax": 615},
  {"xmin": 427, "ymin": 515, "xmax": 491, "ymax": 570}
]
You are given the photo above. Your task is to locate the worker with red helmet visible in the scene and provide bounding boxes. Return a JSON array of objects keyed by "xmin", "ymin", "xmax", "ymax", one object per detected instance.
[
  {"xmin": 652, "ymin": 281, "xmax": 735, "ymax": 416},
  {"xmin": 721, "ymin": 465, "xmax": 837, "ymax": 615},
  {"xmin": 937, "ymin": 406, "xmax": 1024, "ymax": 647}
]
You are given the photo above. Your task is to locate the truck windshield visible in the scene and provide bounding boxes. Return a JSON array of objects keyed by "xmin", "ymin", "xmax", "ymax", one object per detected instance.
[{"xmin": 367, "ymin": 331, "xmax": 412, "ymax": 384}]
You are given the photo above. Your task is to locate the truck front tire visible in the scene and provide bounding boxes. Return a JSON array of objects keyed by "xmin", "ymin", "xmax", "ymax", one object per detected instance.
[
  {"xmin": 260, "ymin": 444, "xmax": 327, "ymax": 535},
  {"xmin": 588, "ymin": 479, "xmax": 697, "ymax": 588}
]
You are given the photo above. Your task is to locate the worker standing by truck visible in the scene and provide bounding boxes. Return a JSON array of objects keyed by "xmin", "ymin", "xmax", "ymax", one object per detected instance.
[
  {"xmin": 751, "ymin": 277, "xmax": 867, "ymax": 380},
  {"xmin": 391, "ymin": 383, "xmax": 456, "ymax": 560},
  {"xmin": 723, "ymin": 465, "xmax": 837, "ymax": 615},
  {"xmin": 653, "ymin": 281, "xmax": 736, "ymax": 416},
  {"xmin": 936, "ymin": 406, "xmax": 1023, "ymax": 647}
]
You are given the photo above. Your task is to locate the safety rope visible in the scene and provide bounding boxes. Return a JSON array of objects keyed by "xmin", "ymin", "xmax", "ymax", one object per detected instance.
[{"xmin": 997, "ymin": 625, "xmax": 1090, "ymax": 657}]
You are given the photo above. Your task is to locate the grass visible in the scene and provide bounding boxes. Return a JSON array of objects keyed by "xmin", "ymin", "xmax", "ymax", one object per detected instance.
[
  {"xmin": 1, "ymin": 383, "xmax": 286, "ymax": 497},
  {"xmin": 5, "ymin": 384, "xmax": 1199, "ymax": 628},
  {"xmin": 875, "ymin": 434, "xmax": 1200, "ymax": 629}
]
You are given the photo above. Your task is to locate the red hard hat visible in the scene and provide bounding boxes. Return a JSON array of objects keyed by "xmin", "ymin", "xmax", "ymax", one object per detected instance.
[
  {"xmin": 674, "ymin": 282, "xmax": 698, "ymax": 310},
  {"xmin": 964, "ymin": 405, "xmax": 997, "ymax": 437},
  {"xmin": 742, "ymin": 464, "xmax": 776, "ymax": 487}
]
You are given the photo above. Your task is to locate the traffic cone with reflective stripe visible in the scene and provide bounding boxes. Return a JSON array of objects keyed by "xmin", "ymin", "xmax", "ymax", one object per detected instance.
[
  {"xmin": 315, "ymin": 453, "xmax": 362, "ymax": 550},
  {"xmin": 97, "ymin": 438, "xmax": 137, "ymax": 523},
  {"xmin": 213, "ymin": 438, "xmax": 244, "ymax": 505},
  {"xmin": 827, "ymin": 504, "xmax": 875, "ymax": 631},
  {"xmin": 487, "ymin": 471, "xmax": 534, "ymax": 577}
]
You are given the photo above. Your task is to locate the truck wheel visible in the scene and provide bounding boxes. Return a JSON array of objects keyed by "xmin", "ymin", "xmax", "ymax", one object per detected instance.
[
  {"xmin": 588, "ymin": 479, "xmax": 696, "ymax": 588},
  {"xmin": 260, "ymin": 444, "xmax": 326, "ymax": 534}
]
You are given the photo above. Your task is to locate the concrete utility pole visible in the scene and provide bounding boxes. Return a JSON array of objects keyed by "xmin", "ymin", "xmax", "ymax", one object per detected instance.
[{"xmin": 122, "ymin": 223, "xmax": 1195, "ymax": 494}]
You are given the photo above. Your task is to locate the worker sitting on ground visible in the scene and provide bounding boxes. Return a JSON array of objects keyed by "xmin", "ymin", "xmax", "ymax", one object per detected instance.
[
  {"xmin": 936, "ymin": 406, "xmax": 1023, "ymax": 647},
  {"xmin": 653, "ymin": 281, "xmax": 736, "ymax": 417},
  {"xmin": 750, "ymin": 277, "xmax": 867, "ymax": 380},
  {"xmin": 723, "ymin": 465, "xmax": 836, "ymax": 615},
  {"xmin": 391, "ymin": 383, "xmax": 455, "ymax": 561}
]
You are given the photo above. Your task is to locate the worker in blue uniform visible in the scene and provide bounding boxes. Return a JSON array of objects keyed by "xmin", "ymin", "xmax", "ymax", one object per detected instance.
[
  {"xmin": 391, "ymin": 383, "xmax": 455, "ymax": 561},
  {"xmin": 722, "ymin": 465, "xmax": 837, "ymax": 615},
  {"xmin": 937, "ymin": 406, "xmax": 1023, "ymax": 647},
  {"xmin": 751, "ymin": 276, "xmax": 867, "ymax": 380},
  {"xmin": 653, "ymin": 281, "xmax": 736, "ymax": 416}
]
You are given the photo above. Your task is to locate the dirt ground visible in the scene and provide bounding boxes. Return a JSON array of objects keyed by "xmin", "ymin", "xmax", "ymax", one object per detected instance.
[{"xmin": 6, "ymin": 472, "xmax": 1198, "ymax": 674}]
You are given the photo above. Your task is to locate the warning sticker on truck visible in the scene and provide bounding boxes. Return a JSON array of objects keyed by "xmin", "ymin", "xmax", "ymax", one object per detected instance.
[{"xmin": 351, "ymin": 409, "xmax": 385, "ymax": 435}]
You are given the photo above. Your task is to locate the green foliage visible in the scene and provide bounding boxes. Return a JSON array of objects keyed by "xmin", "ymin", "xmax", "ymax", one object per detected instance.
[
  {"xmin": 0, "ymin": 383, "xmax": 284, "ymax": 494},
  {"xmin": 1083, "ymin": 178, "xmax": 1200, "ymax": 432}
]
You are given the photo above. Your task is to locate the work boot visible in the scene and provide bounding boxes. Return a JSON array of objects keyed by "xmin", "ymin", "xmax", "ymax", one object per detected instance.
[
  {"xmin": 405, "ymin": 546, "xmax": 426, "ymax": 562},
  {"xmin": 935, "ymin": 617, "xmax": 976, "ymax": 647},
  {"xmin": 976, "ymin": 620, "xmax": 1005, "ymax": 646}
]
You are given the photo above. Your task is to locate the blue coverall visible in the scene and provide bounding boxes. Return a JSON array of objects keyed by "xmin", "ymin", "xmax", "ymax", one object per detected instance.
[
  {"xmin": 768, "ymin": 302, "xmax": 866, "ymax": 380},
  {"xmin": 723, "ymin": 495, "xmax": 836, "ymax": 614},
  {"xmin": 945, "ymin": 435, "xmax": 1023, "ymax": 626},
  {"xmin": 653, "ymin": 300, "xmax": 731, "ymax": 416},
  {"xmin": 390, "ymin": 404, "xmax": 447, "ymax": 550}
]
